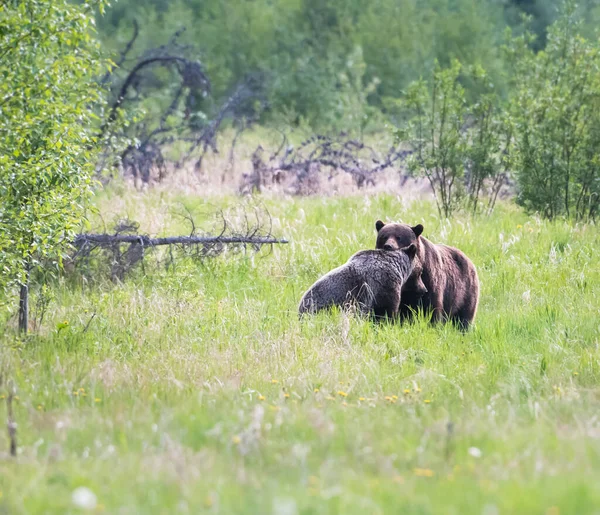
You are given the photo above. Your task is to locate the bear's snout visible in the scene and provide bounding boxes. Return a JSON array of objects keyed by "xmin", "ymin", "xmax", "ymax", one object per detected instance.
[{"xmin": 381, "ymin": 237, "xmax": 400, "ymax": 251}]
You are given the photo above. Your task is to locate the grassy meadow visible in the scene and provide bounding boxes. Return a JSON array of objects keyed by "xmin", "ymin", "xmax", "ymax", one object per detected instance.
[{"xmin": 1, "ymin": 190, "xmax": 600, "ymax": 514}]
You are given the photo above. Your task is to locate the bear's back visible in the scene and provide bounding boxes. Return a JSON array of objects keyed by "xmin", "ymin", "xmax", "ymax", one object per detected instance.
[{"xmin": 348, "ymin": 249, "xmax": 411, "ymax": 284}]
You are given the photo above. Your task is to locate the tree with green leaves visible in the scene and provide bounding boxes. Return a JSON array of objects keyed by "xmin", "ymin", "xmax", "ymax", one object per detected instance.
[
  {"xmin": 0, "ymin": 0, "xmax": 109, "ymax": 332},
  {"xmin": 396, "ymin": 60, "xmax": 511, "ymax": 218},
  {"xmin": 507, "ymin": 2, "xmax": 600, "ymax": 220},
  {"xmin": 398, "ymin": 60, "xmax": 468, "ymax": 218}
]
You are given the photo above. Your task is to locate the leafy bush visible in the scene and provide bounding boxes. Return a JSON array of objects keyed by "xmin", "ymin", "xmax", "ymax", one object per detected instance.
[
  {"xmin": 400, "ymin": 60, "xmax": 468, "ymax": 218},
  {"xmin": 397, "ymin": 61, "xmax": 510, "ymax": 217},
  {"xmin": 0, "ymin": 0, "xmax": 108, "ymax": 330},
  {"xmin": 465, "ymin": 68, "xmax": 512, "ymax": 215},
  {"xmin": 507, "ymin": 5, "xmax": 600, "ymax": 220}
]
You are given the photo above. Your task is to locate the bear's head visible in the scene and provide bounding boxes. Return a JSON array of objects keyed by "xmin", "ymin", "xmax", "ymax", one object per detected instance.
[
  {"xmin": 375, "ymin": 220, "xmax": 428, "ymax": 298},
  {"xmin": 375, "ymin": 220, "xmax": 423, "ymax": 251}
]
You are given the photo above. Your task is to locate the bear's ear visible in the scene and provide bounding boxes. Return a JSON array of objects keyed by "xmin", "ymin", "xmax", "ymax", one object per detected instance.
[
  {"xmin": 403, "ymin": 243, "xmax": 417, "ymax": 259},
  {"xmin": 412, "ymin": 224, "xmax": 424, "ymax": 237},
  {"xmin": 375, "ymin": 220, "xmax": 385, "ymax": 232}
]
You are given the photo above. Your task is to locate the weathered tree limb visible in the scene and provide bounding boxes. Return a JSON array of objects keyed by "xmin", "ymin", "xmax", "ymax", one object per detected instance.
[
  {"xmin": 70, "ymin": 210, "xmax": 283, "ymax": 281},
  {"xmin": 98, "ymin": 22, "xmax": 266, "ymax": 185},
  {"xmin": 241, "ymin": 133, "xmax": 411, "ymax": 194},
  {"xmin": 100, "ymin": 19, "xmax": 139, "ymax": 85},
  {"xmin": 74, "ymin": 234, "xmax": 288, "ymax": 246},
  {"xmin": 101, "ymin": 55, "xmax": 201, "ymax": 135}
]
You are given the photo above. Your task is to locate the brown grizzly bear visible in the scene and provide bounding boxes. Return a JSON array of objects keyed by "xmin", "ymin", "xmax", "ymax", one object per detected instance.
[
  {"xmin": 298, "ymin": 245, "xmax": 417, "ymax": 320},
  {"xmin": 375, "ymin": 220, "xmax": 479, "ymax": 329}
]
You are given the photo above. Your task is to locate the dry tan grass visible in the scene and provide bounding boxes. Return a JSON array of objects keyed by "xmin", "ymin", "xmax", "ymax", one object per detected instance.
[{"xmin": 121, "ymin": 128, "xmax": 435, "ymax": 201}]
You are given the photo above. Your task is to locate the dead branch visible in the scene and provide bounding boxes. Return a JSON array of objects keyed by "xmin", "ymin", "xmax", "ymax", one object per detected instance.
[
  {"xmin": 178, "ymin": 75, "xmax": 266, "ymax": 172},
  {"xmin": 99, "ymin": 23, "xmax": 265, "ymax": 185},
  {"xmin": 241, "ymin": 133, "xmax": 409, "ymax": 194},
  {"xmin": 69, "ymin": 207, "xmax": 287, "ymax": 281},
  {"xmin": 101, "ymin": 55, "xmax": 208, "ymax": 135},
  {"xmin": 100, "ymin": 19, "xmax": 139, "ymax": 85},
  {"xmin": 74, "ymin": 234, "xmax": 288, "ymax": 246}
]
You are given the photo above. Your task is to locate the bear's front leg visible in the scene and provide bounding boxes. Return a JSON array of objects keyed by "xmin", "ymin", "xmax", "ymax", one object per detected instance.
[
  {"xmin": 372, "ymin": 291, "xmax": 401, "ymax": 322},
  {"xmin": 429, "ymin": 293, "xmax": 446, "ymax": 325}
]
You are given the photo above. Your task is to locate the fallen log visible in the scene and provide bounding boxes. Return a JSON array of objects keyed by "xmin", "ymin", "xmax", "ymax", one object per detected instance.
[
  {"xmin": 70, "ymin": 210, "xmax": 287, "ymax": 282},
  {"xmin": 74, "ymin": 234, "xmax": 288, "ymax": 246}
]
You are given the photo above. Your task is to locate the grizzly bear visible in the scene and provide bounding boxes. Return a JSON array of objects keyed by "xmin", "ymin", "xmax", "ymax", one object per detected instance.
[
  {"xmin": 298, "ymin": 245, "xmax": 417, "ymax": 320},
  {"xmin": 375, "ymin": 220, "xmax": 479, "ymax": 329}
]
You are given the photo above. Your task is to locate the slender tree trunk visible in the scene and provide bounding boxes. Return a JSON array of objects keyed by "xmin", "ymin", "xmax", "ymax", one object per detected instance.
[{"xmin": 18, "ymin": 266, "xmax": 30, "ymax": 334}]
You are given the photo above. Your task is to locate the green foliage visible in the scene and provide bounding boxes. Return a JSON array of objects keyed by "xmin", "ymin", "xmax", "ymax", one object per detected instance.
[
  {"xmin": 95, "ymin": 0, "xmax": 522, "ymax": 129},
  {"xmin": 465, "ymin": 67, "xmax": 512, "ymax": 214},
  {"xmin": 401, "ymin": 60, "xmax": 468, "ymax": 218},
  {"xmin": 398, "ymin": 61, "xmax": 510, "ymax": 217},
  {"xmin": 395, "ymin": 3, "xmax": 600, "ymax": 221},
  {"xmin": 0, "ymin": 1, "xmax": 108, "ymax": 306},
  {"xmin": 507, "ymin": 3, "xmax": 600, "ymax": 220},
  {"xmin": 332, "ymin": 46, "xmax": 383, "ymax": 138}
]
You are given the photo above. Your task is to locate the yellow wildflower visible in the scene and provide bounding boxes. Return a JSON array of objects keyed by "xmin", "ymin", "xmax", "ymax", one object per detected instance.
[
  {"xmin": 258, "ymin": 395, "xmax": 265, "ymax": 401},
  {"xmin": 314, "ymin": 388, "xmax": 320, "ymax": 393},
  {"xmin": 424, "ymin": 399, "xmax": 431, "ymax": 404},
  {"xmin": 337, "ymin": 391, "xmax": 348, "ymax": 397},
  {"xmin": 232, "ymin": 435, "xmax": 241, "ymax": 444},
  {"xmin": 403, "ymin": 389, "xmax": 411, "ymax": 394},
  {"xmin": 359, "ymin": 397, "xmax": 366, "ymax": 401},
  {"xmin": 94, "ymin": 398, "xmax": 101, "ymax": 403},
  {"xmin": 283, "ymin": 393, "xmax": 290, "ymax": 399},
  {"xmin": 271, "ymin": 379, "xmax": 279, "ymax": 384},
  {"xmin": 37, "ymin": 405, "xmax": 42, "ymax": 410},
  {"xmin": 414, "ymin": 468, "xmax": 435, "ymax": 477}
]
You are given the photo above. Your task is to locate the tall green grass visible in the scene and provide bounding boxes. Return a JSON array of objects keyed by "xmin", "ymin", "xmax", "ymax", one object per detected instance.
[{"xmin": 1, "ymin": 192, "xmax": 599, "ymax": 514}]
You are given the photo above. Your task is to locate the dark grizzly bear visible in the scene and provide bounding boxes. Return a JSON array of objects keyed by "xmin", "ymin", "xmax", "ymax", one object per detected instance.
[
  {"xmin": 298, "ymin": 245, "xmax": 417, "ymax": 320},
  {"xmin": 375, "ymin": 220, "xmax": 479, "ymax": 329}
]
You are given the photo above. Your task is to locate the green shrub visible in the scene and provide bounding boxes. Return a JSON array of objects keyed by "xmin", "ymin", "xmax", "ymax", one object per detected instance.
[
  {"xmin": 507, "ymin": 4, "xmax": 600, "ymax": 220},
  {"xmin": 397, "ymin": 61, "xmax": 510, "ymax": 217},
  {"xmin": 0, "ymin": 0, "xmax": 109, "ymax": 330}
]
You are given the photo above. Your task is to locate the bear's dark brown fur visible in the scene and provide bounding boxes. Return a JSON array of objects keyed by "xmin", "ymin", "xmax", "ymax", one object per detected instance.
[
  {"xmin": 375, "ymin": 220, "xmax": 479, "ymax": 329},
  {"xmin": 298, "ymin": 245, "xmax": 417, "ymax": 320}
]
